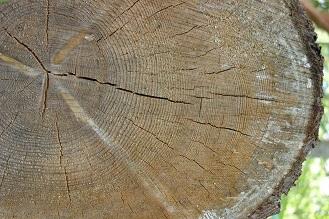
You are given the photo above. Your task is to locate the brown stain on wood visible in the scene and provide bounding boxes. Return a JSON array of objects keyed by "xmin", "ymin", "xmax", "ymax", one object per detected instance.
[
  {"xmin": 52, "ymin": 32, "xmax": 87, "ymax": 65},
  {"xmin": 0, "ymin": 53, "xmax": 34, "ymax": 74}
]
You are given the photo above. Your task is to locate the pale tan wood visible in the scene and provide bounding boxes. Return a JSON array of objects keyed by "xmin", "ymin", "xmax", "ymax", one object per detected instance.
[{"xmin": 0, "ymin": 0, "xmax": 323, "ymax": 218}]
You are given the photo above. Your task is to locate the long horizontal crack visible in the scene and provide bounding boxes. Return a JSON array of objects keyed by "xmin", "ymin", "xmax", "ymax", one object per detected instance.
[
  {"xmin": 173, "ymin": 25, "xmax": 199, "ymax": 37},
  {"xmin": 205, "ymin": 66, "xmax": 236, "ymax": 75},
  {"xmin": 209, "ymin": 92, "xmax": 278, "ymax": 102},
  {"xmin": 54, "ymin": 71, "xmax": 117, "ymax": 86},
  {"xmin": 51, "ymin": 72, "xmax": 191, "ymax": 105},
  {"xmin": 117, "ymin": 87, "xmax": 191, "ymax": 104},
  {"xmin": 185, "ymin": 118, "xmax": 252, "ymax": 137}
]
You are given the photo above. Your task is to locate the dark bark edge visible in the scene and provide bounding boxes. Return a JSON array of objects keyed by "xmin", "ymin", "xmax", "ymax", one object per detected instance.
[{"xmin": 248, "ymin": 0, "xmax": 324, "ymax": 218}]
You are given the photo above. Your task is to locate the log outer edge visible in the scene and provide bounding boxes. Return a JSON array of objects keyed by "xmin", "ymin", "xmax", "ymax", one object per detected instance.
[{"xmin": 249, "ymin": 0, "xmax": 324, "ymax": 218}]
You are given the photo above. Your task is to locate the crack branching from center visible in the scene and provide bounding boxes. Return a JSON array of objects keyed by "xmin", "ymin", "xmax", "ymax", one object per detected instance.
[
  {"xmin": 4, "ymin": 29, "xmax": 51, "ymax": 116},
  {"xmin": 51, "ymin": 72, "xmax": 191, "ymax": 105}
]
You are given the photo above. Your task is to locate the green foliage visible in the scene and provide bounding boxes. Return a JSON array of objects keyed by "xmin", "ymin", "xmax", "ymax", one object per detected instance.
[
  {"xmin": 305, "ymin": 0, "xmax": 329, "ymax": 141},
  {"xmin": 0, "ymin": 0, "xmax": 8, "ymax": 4},
  {"xmin": 311, "ymin": 0, "xmax": 329, "ymax": 10},
  {"xmin": 316, "ymin": 28, "xmax": 329, "ymax": 140},
  {"xmin": 274, "ymin": 1, "xmax": 329, "ymax": 218},
  {"xmin": 278, "ymin": 158, "xmax": 329, "ymax": 218}
]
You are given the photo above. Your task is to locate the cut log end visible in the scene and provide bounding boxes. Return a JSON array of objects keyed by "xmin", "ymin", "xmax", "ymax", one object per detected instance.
[
  {"xmin": 0, "ymin": 0, "xmax": 323, "ymax": 218},
  {"xmin": 249, "ymin": 0, "xmax": 323, "ymax": 218}
]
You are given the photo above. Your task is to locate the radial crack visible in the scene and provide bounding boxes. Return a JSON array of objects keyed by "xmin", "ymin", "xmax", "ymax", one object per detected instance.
[
  {"xmin": 41, "ymin": 73, "xmax": 49, "ymax": 118},
  {"xmin": 51, "ymin": 71, "xmax": 117, "ymax": 86},
  {"xmin": 4, "ymin": 29, "xmax": 51, "ymax": 116},
  {"xmin": 225, "ymin": 163, "xmax": 247, "ymax": 175},
  {"xmin": 216, "ymin": 158, "xmax": 247, "ymax": 175},
  {"xmin": 55, "ymin": 117, "xmax": 72, "ymax": 203},
  {"xmin": 146, "ymin": 2, "xmax": 185, "ymax": 19},
  {"xmin": 55, "ymin": 118, "xmax": 64, "ymax": 167},
  {"xmin": 0, "ymin": 156, "xmax": 10, "ymax": 191},
  {"xmin": 198, "ymin": 180, "xmax": 211, "ymax": 198},
  {"xmin": 0, "ymin": 113, "xmax": 17, "ymax": 191},
  {"xmin": 209, "ymin": 92, "xmax": 278, "ymax": 102},
  {"xmin": 120, "ymin": 0, "xmax": 142, "ymax": 16},
  {"xmin": 185, "ymin": 118, "xmax": 252, "ymax": 137},
  {"xmin": 0, "ymin": 113, "xmax": 18, "ymax": 140},
  {"xmin": 4, "ymin": 29, "xmax": 49, "ymax": 73},
  {"xmin": 173, "ymin": 25, "xmax": 199, "ymax": 37},
  {"xmin": 0, "ymin": 52, "xmax": 39, "ymax": 76},
  {"xmin": 193, "ymin": 48, "xmax": 216, "ymax": 58},
  {"xmin": 205, "ymin": 66, "xmax": 236, "ymax": 75},
  {"xmin": 52, "ymin": 72, "xmax": 191, "ymax": 105},
  {"xmin": 97, "ymin": 21, "xmax": 129, "ymax": 42},
  {"xmin": 179, "ymin": 154, "xmax": 215, "ymax": 175},
  {"xmin": 56, "ymin": 84, "xmax": 177, "ymax": 214},
  {"xmin": 126, "ymin": 118, "xmax": 174, "ymax": 150},
  {"xmin": 191, "ymin": 140, "xmax": 246, "ymax": 175},
  {"xmin": 117, "ymin": 87, "xmax": 191, "ymax": 105},
  {"xmin": 63, "ymin": 167, "xmax": 72, "ymax": 203},
  {"xmin": 191, "ymin": 140, "xmax": 220, "ymax": 156}
]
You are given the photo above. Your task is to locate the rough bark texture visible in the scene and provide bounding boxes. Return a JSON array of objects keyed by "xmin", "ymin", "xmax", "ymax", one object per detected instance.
[
  {"xmin": 248, "ymin": 1, "xmax": 323, "ymax": 218},
  {"xmin": 0, "ymin": 0, "xmax": 323, "ymax": 218}
]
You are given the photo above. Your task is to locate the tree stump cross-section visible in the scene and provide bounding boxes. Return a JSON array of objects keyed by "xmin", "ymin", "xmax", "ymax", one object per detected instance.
[{"xmin": 0, "ymin": 0, "xmax": 323, "ymax": 218}]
